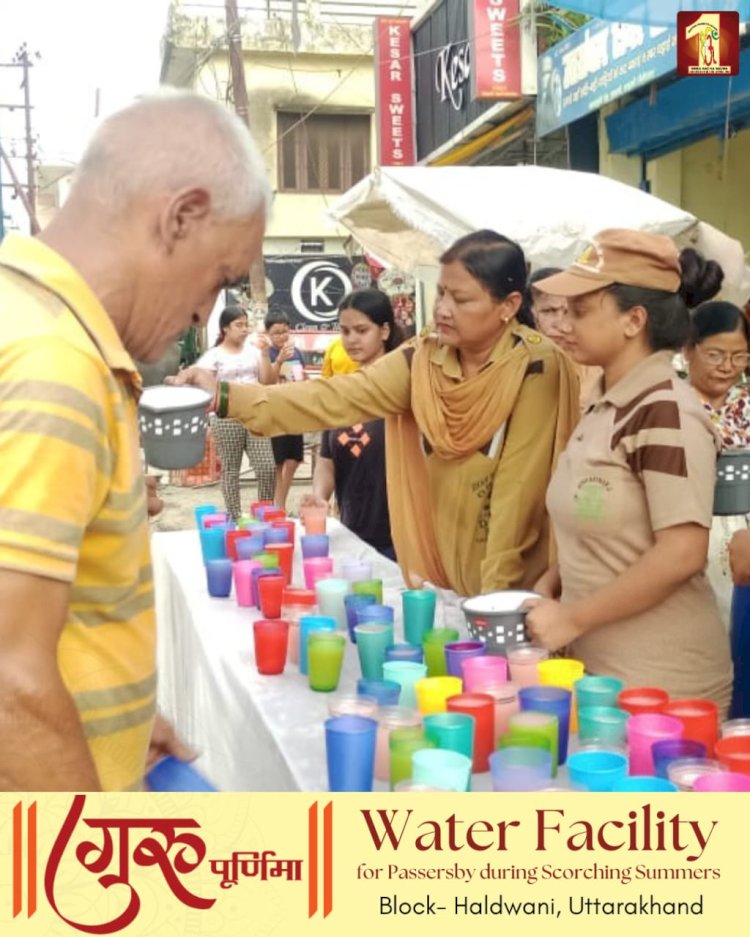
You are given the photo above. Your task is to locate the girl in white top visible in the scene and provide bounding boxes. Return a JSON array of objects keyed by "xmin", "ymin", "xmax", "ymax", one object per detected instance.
[{"xmin": 196, "ymin": 306, "xmax": 275, "ymax": 518}]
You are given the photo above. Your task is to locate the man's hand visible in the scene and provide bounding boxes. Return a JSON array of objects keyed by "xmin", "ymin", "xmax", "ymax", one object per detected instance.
[
  {"xmin": 145, "ymin": 475, "xmax": 163, "ymax": 518},
  {"xmin": 300, "ymin": 493, "xmax": 329, "ymax": 512},
  {"xmin": 730, "ymin": 529, "xmax": 750, "ymax": 586},
  {"xmin": 146, "ymin": 713, "xmax": 196, "ymax": 771},
  {"xmin": 165, "ymin": 367, "xmax": 217, "ymax": 399}
]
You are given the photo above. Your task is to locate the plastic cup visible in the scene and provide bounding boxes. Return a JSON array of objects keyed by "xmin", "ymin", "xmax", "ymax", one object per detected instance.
[
  {"xmin": 375, "ymin": 706, "xmax": 422, "ymax": 781},
  {"xmin": 567, "ymin": 750, "xmax": 628, "ymax": 792},
  {"xmin": 254, "ymin": 551, "xmax": 280, "ymax": 570},
  {"xmin": 202, "ymin": 512, "xmax": 229, "ymax": 529},
  {"xmin": 147, "ymin": 756, "xmax": 217, "ymax": 792},
  {"xmin": 328, "ymin": 694, "xmax": 379, "ymax": 718},
  {"xmin": 385, "ymin": 643, "xmax": 424, "ymax": 664},
  {"xmin": 232, "ymin": 559, "xmax": 260, "ymax": 608},
  {"xmin": 261, "ymin": 508, "xmax": 286, "ymax": 524},
  {"xmin": 414, "ymin": 676, "xmax": 463, "ymax": 715},
  {"xmin": 538, "ymin": 657, "xmax": 585, "ymax": 732},
  {"xmin": 301, "ymin": 504, "xmax": 328, "ymax": 535},
  {"xmin": 237, "ymin": 514, "xmax": 254, "ymax": 530},
  {"xmin": 652, "ymin": 739, "xmax": 708, "ymax": 779},
  {"xmin": 383, "ymin": 661, "xmax": 428, "ymax": 710},
  {"xmin": 225, "ymin": 529, "xmax": 252, "ymax": 562},
  {"xmin": 444, "ymin": 641, "xmax": 485, "ymax": 678},
  {"xmin": 264, "ymin": 526, "xmax": 290, "ymax": 545},
  {"xmin": 693, "ymin": 770, "xmax": 750, "ymax": 792},
  {"xmin": 199, "ymin": 526, "xmax": 227, "ymax": 563},
  {"xmin": 235, "ymin": 534, "xmax": 265, "ymax": 561},
  {"xmin": 389, "ymin": 728, "xmax": 433, "ymax": 790},
  {"xmin": 251, "ymin": 500, "xmax": 274, "ymax": 518},
  {"xmin": 272, "ymin": 519, "xmax": 296, "ymax": 549},
  {"xmin": 251, "ymin": 567, "xmax": 279, "ymax": 609},
  {"xmin": 577, "ymin": 706, "xmax": 630, "ymax": 746},
  {"xmin": 519, "ymin": 685, "xmax": 572, "ymax": 765},
  {"xmin": 301, "ymin": 533, "xmax": 330, "ymax": 559},
  {"xmin": 617, "ymin": 686, "xmax": 670, "ymax": 716},
  {"xmin": 423, "ymin": 712, "xmax": 474, "ymax": 761},
  {"xmin": 506, "ymin": 644, "xmax": 549, "ymax": 687},
  {"xmin": 489, "ymin": 747, "xmax": 553, "ymax": 792},
  {"xmin": 721, "ymin": 718, "xmax": 750, "ymax": 738},
  {"xmin": 354, "ymin": 623, "xmax": 394, "ymax": 681},
  {"xmin": 266, "ymin": 543, "xmax": 294, "ymax": 586},
  {"xmin": 667, "ymin": 758, "xmax": 722, "ymax": 791},
  {"xmin": 715, "ymin": 735, "xmax": 750, "ymax": 775},
  {"xmin": 661, "ymin": 699, "xmax": 719, "ymax": 757},
  {"xmin": 447, "ymin": 693, "xmax": 495, "ymax": 773},
  {"xmin": 299, "ymin": 614, "xmax": 337, "ymax": 675},
  {"xmin": 257, "ymin": 574, "xmax": 285, "ymax": 619},
  {"xmin": 205, "ymin": 558, "xmax": 233, "ymax": 598},
  {"xmin": 249, "ymin": 522, "xmax": 271, "ymax": 544},
  {"xmin": 412, "ymin": 749, "xmax": 472, "ymax": 793},
  {"xmin": 194, "ymin": 504, "xmax": 218, "ymax": 528},
  {"xmin": 303, "ymin": 556, "xmax": 334, "ymax": 591},
  {"xmin": 281, "ymin": 587, "xmax": 316, "ymax": 666},
  {"xmin": 504, "ymin": 710, "xmax": 559, "ymax": 776},
  {"xmin": 574, "ymin": 675, "xmax": 624, "ymax": 711},
  {"xmin": 344, "ymin": 594, "xmax": 376, "ymax": 643},
  {"xmin": 611, "ymin": 776, "xmax": 679, "ymax": 793},
  {"xmin": 308, "ymin": 632, "xmax": 346, "ymax": 692},
  {"xmin": 479, "ymin": 682, "xmax": 520, "ymax": 742},
  {"xmin": 341, "ymin": 558, "xmax": 373, "ymax": 582},
  {"xmin": 352, "ymin": 578, "xmax": 384, "ymax": 605},
  {"xmin": 626, "ymin": 713, "xmax": 684, "ymax": 775},
  {"xmin": 392, "ymin": 781, "xmax": 449, "ymax": 792},
  {"xmin": 461, "ymin": 655, "xmax": 508, "ymax": 691},
  {"xmin": 356, "ymin": 679, "xmax": 401, "ymax": 706},
  {"xmin": 252, "ymin": 619, "xmax": 289, "ymax": 676},
  {"xmin": 357, "ymin": 604, "xmax": 395, "ymax": 626},
  {"xmin": 325, "ymin": 715, "xmax": 376, "ymax": 791},
  {"xmin": 315, "ymin": 578, "xmax": 349, "ymax": 630},
  {"xmin": 402, "ymin": 589, "xmax": 437, "ymax": 645},
  {"xmin": 422, "ymin": 629, "xmax": 460, "ymax": 677}
]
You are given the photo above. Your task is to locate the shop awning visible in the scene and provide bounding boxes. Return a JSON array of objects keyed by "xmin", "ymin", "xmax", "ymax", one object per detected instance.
[
  {"xmin": 555, "ymin": 1, "xmax": 750, "ymax": 26},
  {"xmin": 606, "ymin": 48, "xmax": 750, "ymax": 160}
]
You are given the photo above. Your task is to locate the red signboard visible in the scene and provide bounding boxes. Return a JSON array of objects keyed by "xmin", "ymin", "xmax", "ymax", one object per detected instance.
[
  {"xmin": 470, "ymin": 0, "xmax": 522, "ymax": 100},
  {"xmin": 374, "ymin": 17, "xmax": 415, "ymax": 166}
]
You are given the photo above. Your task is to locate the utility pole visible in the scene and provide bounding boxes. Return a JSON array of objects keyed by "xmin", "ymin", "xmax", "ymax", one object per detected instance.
[
  {"xmin": 224, "ymin": 0, "xmax": 267, "ymax": 317},
  {"xmin": 0, "ymin": 45, "xmax": 40, "ymax": 233}
]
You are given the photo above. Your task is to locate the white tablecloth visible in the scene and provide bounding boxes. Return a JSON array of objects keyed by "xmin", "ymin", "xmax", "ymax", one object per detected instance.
[{"xmin": 153, "ymin": 520, "xmax": 426, "ymax": 791}]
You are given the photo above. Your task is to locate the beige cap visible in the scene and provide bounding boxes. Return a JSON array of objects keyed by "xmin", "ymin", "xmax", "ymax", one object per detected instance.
[{"xmin": 534, "ymin": 229, "xmax": 681, "ymax": 297}]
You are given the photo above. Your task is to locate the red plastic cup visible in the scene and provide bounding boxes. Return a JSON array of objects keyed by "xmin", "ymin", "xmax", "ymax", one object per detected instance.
[
  {"xmin": 263, "ymin": 509, "xmax": 286, "ymax": 523},
  {"xmin": 258, "ymin": 574, "xmax": 286, "ymax": 619},
  {"xmin": 715, "ymin": 735, "xmax": 750, "ymax": 775},
  {"xmin": 266, "ymin": 542, "xmax": 294, "ymax": 586},
  {"xmin": 253, "ymin": 619, "xmax": 290, "ymax": 675},
  {"xmin": 202, "ymin": 512, "xmax": 229, "ymax": 529},
  {"xmin": 447, "ymin": 692, "xmax": 495, "ymax": 773},
  {"xmin": 251, "ymin": 500, "xmax": 274, "ymax": 518},
  {"xmin": 225, "ymin": 529, "xmax": 252, "ymax": 562},
  {"xmin": 661, "ymin": 699, "xmax": 719, "ymax": 757},
  {"xmin": 617, "ymin": 686, "xmax": 669, "ymax": 716},
  {"xmin": 272, "ymin": 519, "xmax": 296, "ymax": 549}
]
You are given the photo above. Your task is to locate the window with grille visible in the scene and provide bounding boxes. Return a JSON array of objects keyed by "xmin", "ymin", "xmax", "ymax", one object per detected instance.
[{"xmin": 277, "ymin": 112, "xmax": 371, "ymax": 193}]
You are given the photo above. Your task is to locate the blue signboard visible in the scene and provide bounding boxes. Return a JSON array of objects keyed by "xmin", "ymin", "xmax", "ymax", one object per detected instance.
[{"xmin": 537, "ymin": 19, "xmax": 677, "ymax": 137}]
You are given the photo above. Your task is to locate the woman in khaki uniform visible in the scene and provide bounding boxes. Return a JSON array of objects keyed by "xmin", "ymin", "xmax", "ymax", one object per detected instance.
[
  {"xmin": 174, "ymin": 230, "xmax": 580, "ymax": 597},
  {"xmin": 526, "ymin": 230, "xmax": 733, "ymax": 713}
]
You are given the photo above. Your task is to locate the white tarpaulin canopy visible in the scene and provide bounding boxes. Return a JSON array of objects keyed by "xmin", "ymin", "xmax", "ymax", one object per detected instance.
[{"xmin": 327, "ymin": 166, "xmax": 750, "ymax": 304}]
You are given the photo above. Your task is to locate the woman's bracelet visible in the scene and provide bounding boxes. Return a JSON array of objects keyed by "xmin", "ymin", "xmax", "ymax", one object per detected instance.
[{"xmin": 215, "ymin": 381, "xmax": 230, "ymax": 418}]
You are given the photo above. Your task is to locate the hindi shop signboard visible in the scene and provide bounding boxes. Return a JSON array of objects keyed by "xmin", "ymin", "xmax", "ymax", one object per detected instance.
[
  {"xmin": 469, "ymin": 0, "xmax": 523, "ymax": 100},
  {"xmin": 265, "ymin": 255, "xmax": 353, "ymax": 332},
  {"xmin": 374, "ymin": 17, "xmax": 416, "ymax": 166},
  {"xmin": 536, "ymin": 19, "xmax": 677, "ymax": 137}
]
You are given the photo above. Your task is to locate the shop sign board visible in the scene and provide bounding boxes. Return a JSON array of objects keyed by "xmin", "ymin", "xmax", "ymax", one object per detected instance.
[
  {"xmin": 469, "ymin": 0, "xmax": 523, "ymax": 100},
  {"xmin": 265, "ymin": 256, "xmax": 353, "ymax": 331},
  {"xmin": 374, "ymin": 17, "xmax": 416, "ymax": 165}
]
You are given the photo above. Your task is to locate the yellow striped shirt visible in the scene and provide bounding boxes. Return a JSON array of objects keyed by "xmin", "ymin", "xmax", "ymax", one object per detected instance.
[{"xmin": 0, "ymin": 233, "xmax": 155, "ymax": 791}]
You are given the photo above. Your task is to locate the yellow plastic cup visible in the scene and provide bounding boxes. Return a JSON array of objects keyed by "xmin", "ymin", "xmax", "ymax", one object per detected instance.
[
  {"xmin": 414, "ymin": 675, "xmax": 463, "ymax": 715},
  {"xmin": 538, "ymin": 658, "xmax": 585, "ymax": 733}
]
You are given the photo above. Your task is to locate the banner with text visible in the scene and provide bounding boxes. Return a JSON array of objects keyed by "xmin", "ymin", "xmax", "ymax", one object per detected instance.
[
  {"xmin": 374, "ymin": 18, "xmax": 416, "ymax": 166},
  {"xmin": 470, "ymin": 0, "xmax": 523, "ymax": 100}
]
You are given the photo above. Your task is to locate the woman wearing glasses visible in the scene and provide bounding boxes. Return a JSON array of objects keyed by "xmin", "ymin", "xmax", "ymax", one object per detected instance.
[{"xmin": 684, "ymin": 301, "xmax": 750, "ymax": 627}]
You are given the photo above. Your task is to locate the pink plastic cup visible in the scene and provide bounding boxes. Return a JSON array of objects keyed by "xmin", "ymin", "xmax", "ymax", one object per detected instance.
[
  {"xmin": 461, "ymin": 655, "xmax": 508, "ymax": 691},
  {"xmin": 232, "ymin": 560, "xmax": 261, "ymax": 608},
  {"xmin": 693, "ymin": 770, "xmax": 750, "ymax": 792},
  {"xmin": 626, "ymin": 713, "xmax": 684, "ymax": 775},
  {"xmin": 303, "ymin": 556, "xmax": 334, "ymax": 590}
]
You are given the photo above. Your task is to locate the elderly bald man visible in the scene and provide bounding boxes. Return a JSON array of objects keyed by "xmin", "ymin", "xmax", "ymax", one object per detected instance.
[{"xmin": 0, "ymin": 91, "xmax": 270, "ymax": 791}]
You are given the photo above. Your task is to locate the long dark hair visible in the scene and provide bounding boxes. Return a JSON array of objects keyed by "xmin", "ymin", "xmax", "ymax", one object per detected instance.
[
  {"xmin": 215, "ymin": 305, "xmax": 248, "ymax": 346},
  {"xmin": 338, "ymin": 288, "xmax": 403, "ymax": 352},
  {"xmin": 687, "ymin": 300, "xmax": 750, "ymax": 348},
  {"xmin": 606, "ymin": 248, "xmax": 724, "ymax": 351},
  {"xmin": 439, "ymin": 229, "xmax": 535, "ymax": 327}
]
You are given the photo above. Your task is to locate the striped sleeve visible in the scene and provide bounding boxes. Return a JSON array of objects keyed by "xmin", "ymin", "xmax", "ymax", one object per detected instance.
[
  {"xmin": 611, "ymin": 382, "xmax": 716, "ymax": 530},
  {"xmin": 0, "ymin": 338, "xmax": 109, "ymax": 581}
]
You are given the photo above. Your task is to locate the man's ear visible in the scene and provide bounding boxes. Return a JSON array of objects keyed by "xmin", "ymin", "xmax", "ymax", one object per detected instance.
[{"xmin": 159, "ymin": 187, "xmax": 212, "ymax": 251}]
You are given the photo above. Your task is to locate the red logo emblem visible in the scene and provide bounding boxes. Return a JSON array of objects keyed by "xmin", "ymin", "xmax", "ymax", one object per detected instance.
[{"xmin": 677, "ymin": 11, "xmax": 739, "ymax": 76}]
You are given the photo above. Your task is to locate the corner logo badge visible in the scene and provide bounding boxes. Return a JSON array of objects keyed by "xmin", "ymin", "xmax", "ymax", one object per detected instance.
[{"xmin": 677, "ymin": 11, "xmax": 739, "ymax": 76}]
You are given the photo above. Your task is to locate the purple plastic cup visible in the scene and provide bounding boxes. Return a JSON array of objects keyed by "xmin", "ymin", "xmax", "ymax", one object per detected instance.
[
  {"xmin": 444, "ymin": 641, "xmax": 485, "ymax": 679},
  {"xmin": 301, "ymin": 534, "xmax": 330, "ymax": 559},
  {"xmin": 345, "ymin": 594, "xmax": 377, "ymax": 643},
  {"xmin": 652, "ymin": 738, "xmax": 707, "ymax": 779},
  {"xmin": 205, "ymin": 558, "xmax": 233, "ymax": 598},
  {"xmin": 519, "ymin": 685, "xmax": 573, "ymax": 765},
  {"xmin": 235, "ymin": 534, "xmax": 265, "ymax": 560}
]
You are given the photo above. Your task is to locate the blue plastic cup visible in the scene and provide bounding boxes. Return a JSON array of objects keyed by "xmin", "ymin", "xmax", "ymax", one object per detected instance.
[
  {"xmin": 301, "ymin": 534, "xmax": 330, "ymax": 559},
  {"xmin": 519, "ymin": 685, "xmax": 572, "ymax": 765},
  {"xmin": 325, "ymin": 715, "xmax": 377, "ymax": 791},
  {"xmin": 146, "ymin": 756, "xmax": 217, "ymax": 792},
  {"xmin": 194, "ymin": 504, "xmax": 218, "ymax": 528},
  {"xmin": 567, "ymin": 750, "xmax": 628, "ymax": 792},
  {"xmin": 299, "ymin": 615, "xmax": 337, "ymax": 675},
  {"xmin": 345, "ymin": 594, "xmax": 377, "ymax": 643},
  {"xmin": 611, "ymin": 776, "xmax": 679, "ymax": 793},
  {"xmin": 205, "ymin": 558, "xmax": 233, "ymax": 598},
  {"xmin": 411, "ymin": 748, "xmax": 472, "ymax": 792},
  {"xmin": 235, "ymin": 534, "xmax": 265, "ymax": 560},
  {"xmin": 357, "ymin": 604, "xmax": 395, "ymax": 626},
  {"xmin": 489, "ymin": 747, "xmax": 553, "ymax": 792},
  {"xmin": 382, "ymin": 661, "xmax": 428, "ymax": 709},
  {"xmin": 402, "ymin": 589, "xmax": 437, "ymax": 645},
  {"xmin": 355, "ymin": 623, "xmax": 394, "ymax": 681},
  {"xmin": 652, "ymin": 738, "xmax": 707, "ymax": 779},
  {"xmin": 356, "ymin": 678, "xmax": 402, "ymax": 706},
  {"xmin": 264, "ymin": 527, "xmax": 290, "ymax": 545},
  {"xmin": 199, "ymin": 526, "xmax": 227, "ymax": 563},
  {"xmin": 385, "ymin": 643, "xmax": 424, "ymax": 664}
]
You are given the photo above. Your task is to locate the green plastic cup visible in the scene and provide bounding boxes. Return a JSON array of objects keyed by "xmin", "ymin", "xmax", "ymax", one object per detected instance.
[
  {"xmin": 308, "ymin": 632, "xmax": 346, "ymax": 692},
  {"xmin": 422, "ymin": 628, "xmax": 460, "ymax": 677},
  {"xmin": 577, "ymin": 706, "xmax": 630, "ymax": 746},
  {"xmin": 503, "ymin": 710, "xmax": 559, "ymax": 777},
  {"xmin": 412, "ymin": 748, "xmax": 472, "ymax": 793},
  {"xmin": 389, "ymin": 727, "xmax": 434, "ymax": 790},
  {"xmin": 574, "ymin": 675, "xmax": 624, "ymax": 711},
  {"xmin": 402, "ymin": 589, "xmax": 437, "ymax": 645},
  {"xmin": 423, "ymin": 712, "xmax": 474, "ymax": 761},
  {"xmin": 352, "ymin": 578, "xmax": 384, "ymax": 605},
  {"xmin": 354, "ymin": 623, "xmax": 394, "ymax": 681},
  {"xmin": 254, "ymin": 551, "xmax": 280, "ymax": 570}
]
